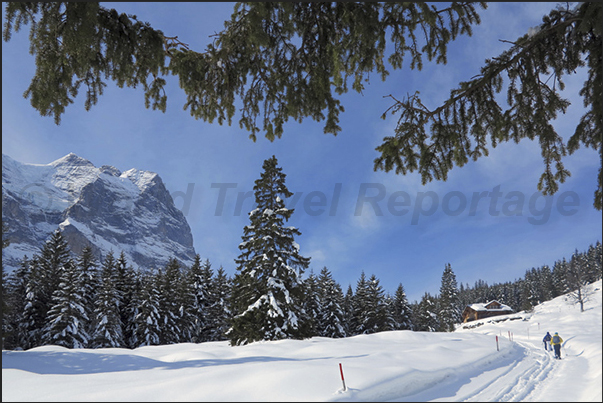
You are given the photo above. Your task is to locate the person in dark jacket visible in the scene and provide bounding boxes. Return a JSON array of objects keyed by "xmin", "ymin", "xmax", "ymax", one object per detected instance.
[
  {"xmin": 542, "ymin": 331, "xmax": 552, "ymax": 351},
  {"xmin": 550, "ymin": 332, "xmax": 564, "ymax": 359}
]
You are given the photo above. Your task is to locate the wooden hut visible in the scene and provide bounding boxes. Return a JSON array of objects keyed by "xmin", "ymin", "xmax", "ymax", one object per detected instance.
[{"xmin": 461, "ymin": 300, "xmax": 514, "ymax": 323}]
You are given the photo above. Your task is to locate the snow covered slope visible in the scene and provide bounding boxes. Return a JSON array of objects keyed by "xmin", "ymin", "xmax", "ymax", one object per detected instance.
[
  {"xmin": 2, "ymin": 280, "xmax": 601, "ymax": 401},
  {"xmin": 2, "ymin": 153, "xmax": 196, "ymax": 271}
]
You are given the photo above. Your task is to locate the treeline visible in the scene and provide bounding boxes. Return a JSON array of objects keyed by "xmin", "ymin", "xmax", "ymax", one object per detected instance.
[
  {"xmin": 457, "ymin": 242, "xmax": 602, "ymax": 313},
  {"xmin": 2, "ymin": 229, "xmax": 231, "ymax": 350},
  {"xmin": 2, "ymin": 227, "xmax": 600, "ymax": 350}
]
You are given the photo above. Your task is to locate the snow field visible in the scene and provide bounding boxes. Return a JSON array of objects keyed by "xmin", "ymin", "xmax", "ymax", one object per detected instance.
[
  {"xmin": 3, "ymin": 280, "xmax": 601, "ymax": 402},
  {"xmin": 1, "ymin": 329, "xmax": 516, "ymax": 401}
]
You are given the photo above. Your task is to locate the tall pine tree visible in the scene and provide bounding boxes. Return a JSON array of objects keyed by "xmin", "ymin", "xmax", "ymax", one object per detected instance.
[
  {"xmin": 208, "ymin": 266, "xmax": 232, "ymax": 341},
  {"xmin": 133, "ymin": 269, "xmax": 162, "ymax": 347},
  {"xmin": 363, "ymin": 274, "xmax": 394, "ymax": 334},
  {"xmin": 317, "ymin": 267, "xmax": 346, "ymax": 338},
  {"xmin": 352, "ymin": 271, "xmax": 370, "ymax": 335},
  {"xmin": 302, "ymin": 269, "xmax": 321, "ymax": 337},
  {"xmin": 44, "ymin": 259, "xmax": 90, "ymax": 348},
  {"xmin": 21, "ymin": 255, "xmax": 46, "ymax": 349},
  {"xmin": 229, "ymin": 156, "xmax": 310, "ymax": 345},
  {"xmin": 391, "ymin": 283, "xmax": 413, "ymax": 331},
  {"xmin": 343, "ymin": 285, "xmax": 355, "ymax": 336},
  {"xmin": 4, "ymin": 255, "xmax": 32, "ymax": 349},
  {"xmin": 92, "ymin": 251, "xmax": 123, "ymax": 348},
  {"xmin": 415, "ymin": 292, "xmax": 439, "ymax": 332},
  {"xmin": 22, "ymin": 230, "xmax": 72, "ymax": 348},
  {"xmin": 115, "ymin": 251, "xmax": 138, "ymax": 348},
  {"xmin": 156, "ymin": 258, "xmax": 184, "ymax": 345},
  {"xmin": 438, "ymin": 263, "xmax": 460, "ymax": 332},
  {"xmin": 76, "ymin": 246, "xmax": 99, "ymax": 343}
]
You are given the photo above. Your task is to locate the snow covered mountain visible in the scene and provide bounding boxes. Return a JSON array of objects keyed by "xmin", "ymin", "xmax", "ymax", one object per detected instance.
[{"xmin": 2, "ymin": 153, "xmax": 197, "ymax": 271}]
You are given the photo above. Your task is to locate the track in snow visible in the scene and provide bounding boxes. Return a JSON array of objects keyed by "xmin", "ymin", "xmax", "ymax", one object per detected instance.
[
  {"xmin": 463, "ymin": 340, "xmax": 557, "ymax": 402},
  {"xmin": 368, "ymin": 339, "xmax": 562, "ymax": 402}
]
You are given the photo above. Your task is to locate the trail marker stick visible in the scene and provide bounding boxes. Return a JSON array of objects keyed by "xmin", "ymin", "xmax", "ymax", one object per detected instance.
[
  {"xmin": 496, "ymin": 335, "xmax": 499, "ymax": 351},
  {"xmin": 339, "ymin": 363, "xmax": 347, "ymax": 391}
]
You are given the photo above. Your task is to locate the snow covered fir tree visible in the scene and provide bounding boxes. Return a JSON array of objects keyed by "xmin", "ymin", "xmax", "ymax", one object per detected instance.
[
  {"xmin": 316, "ymin": 267, "xmax": 347, "ymax": 338},
  {"xmin": 228, "ymin": 156, "xmax": 311, "ymax": 346},
  {"xmin": 43, "ymin": 258, "xmax": 89, "ymax": 348},
  {"xmin": 438, "ymin": 263, "xmax": 461, "ymax": 332}
]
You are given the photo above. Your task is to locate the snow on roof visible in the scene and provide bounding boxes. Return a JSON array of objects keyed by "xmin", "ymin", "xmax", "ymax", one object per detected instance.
[{"xmin": 466, "ymin": 300, "xmax": 513, "ymax": 312}]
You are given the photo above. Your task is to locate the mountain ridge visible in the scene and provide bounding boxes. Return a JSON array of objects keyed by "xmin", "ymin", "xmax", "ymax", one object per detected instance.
[{"xmin": 2, "ymin": 152, "xmax": 197, "ymax": 271}]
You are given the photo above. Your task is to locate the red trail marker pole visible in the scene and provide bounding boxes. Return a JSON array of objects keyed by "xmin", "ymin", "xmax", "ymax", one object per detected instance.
[
  {"xmin": 496, "ymin": 335, "xmax": 499, "ymax": 351},
  {"xmin": 339, "ymin": 363, "xmax": 347, "ymax": 391}
]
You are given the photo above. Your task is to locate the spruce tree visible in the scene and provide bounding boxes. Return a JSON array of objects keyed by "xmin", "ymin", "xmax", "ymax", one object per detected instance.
[
  {"xmin": 76, "ymin": 246, "xmax": 99, "ymax": 342},
  {"xmin": 186, "ymin": 254, "xmax": 205, "ymax": 343},
  {"xmin": 209, "ymin": 266, "xmax": 232, "ymax": 341},
  {"xmin": 133, "ymin": 270, "xmax": 161, "ymax": 347},
  {"xmin": 302, "ymin": 270, "xmax": 321, "ymax": 337},
  {"xmin": 115, "ymin": 252, "xmax": 137, "ymax": 348},
  {"xmin": 352, "ymin": 271, "xmax": 370, "ymax": 335},
  {"xmin": 415, "ymin": 293, "xmax": 439, "ymax": 332},
  {"xmin": 438, "ymin": 263, "xmax": 460, "ymax": 332},
  {"xmin": 317, "ymin": 267, "xmax": 346, "ymax": 339},
  {"xmin": 175, "ymin": 265, "xmax": 194, "ymax": 344},
  {"xmin": 363, "ymin": 274, "xmax": 393, "ymax": 334},
  {"xmin": 566, "ymin": 249, "xmax": 594, "ymax": 312},
  {"xmin": 538, "ymin": 265, "xmax": 554, "ymax": 302},
  {"xmin": 196, "ymin": 258, "xmax": 216, "ymax": 342},
  {"xmin": 229, "ymin": 156, "xmax": 310, "ymax": 346},
  {"xmin": 343, "ymin": 285, "xmax": 355, "ymax": 336},
  {"xmin": 579, "ymin": 245, "xmax": 600, "ymax": 284},
  {"xmin": 21, "ymin": 230, "xmax": 73, "ymax": 348},
  {"xmin": 4, "ymin": 256, "xmax": 32, "ymax": 349},
  {"xmin": 92, "ymin": 251, "xmax": 123, "ymax": 348},
  {"xmin": 157, "ymin": 258, "xmax": 184, "ymax": 344},
  {"xmin": 519, "ymin": 279, "xmax": 534, "ymax": 312},
  {"xmin": 525, "ymin": 268, "xmax": 541, "ymax": 308},
  {"xmin": 44, "ymin": 259, "xmax": 90, "ymax": 348},
  {"xmin": 391, "ymin": 283, "xmax": 413, "ymax": 331},
  {"xmin": 21, "ymin": 255, "xmax": 46, "ymax": 349},
  {"xmin": 552, "ymin": 258, "xmax": 570, "ymax": 297},
  {"xmin": 37, "ymin": 229, "xmax": 73, "ymax": 328}
]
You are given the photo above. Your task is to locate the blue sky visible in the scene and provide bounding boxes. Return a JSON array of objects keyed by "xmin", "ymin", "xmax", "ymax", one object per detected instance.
[{"xmin": 2, "ymin": 2, "xmax": 601, "ymax": 303}]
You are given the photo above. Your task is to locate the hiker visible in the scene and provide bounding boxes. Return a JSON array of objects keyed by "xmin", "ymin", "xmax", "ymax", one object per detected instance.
[
  {"xmin": 542, "ymin": 331, "xmax": 552, "ymax": 351},
  {"xmin": 550, "ymin": 332, "xmax": 564, "ymax": 359}
]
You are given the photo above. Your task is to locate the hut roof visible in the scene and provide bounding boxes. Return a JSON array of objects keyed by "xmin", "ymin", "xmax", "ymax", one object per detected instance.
[{"xmin": 466, "ymin": 300, "xmax": 513, "ymax": 312}]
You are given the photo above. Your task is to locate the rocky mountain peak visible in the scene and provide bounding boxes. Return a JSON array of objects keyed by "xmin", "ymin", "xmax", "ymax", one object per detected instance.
[
  {"xmin": 2, "ymin": 153, "xmax": 197, "ymax": 272},
  {"xmin": 51, "ymin": 152, "xmax": 95, "ymax": 168}
]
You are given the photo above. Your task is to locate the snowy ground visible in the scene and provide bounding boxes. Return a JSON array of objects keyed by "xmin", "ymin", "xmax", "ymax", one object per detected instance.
[{"xmin": 3, "ymin": 280, "xmax": 601, "ymax": 402}]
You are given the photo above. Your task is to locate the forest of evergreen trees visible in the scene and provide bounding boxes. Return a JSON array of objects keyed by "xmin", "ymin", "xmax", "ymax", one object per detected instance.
[
  {"xmin": 2, "ymin": 156, "xmax": 602, "ymax": 350},
  {"xmin": 2, "ymin": 226, "xmax": 600, "ymax": 351}
]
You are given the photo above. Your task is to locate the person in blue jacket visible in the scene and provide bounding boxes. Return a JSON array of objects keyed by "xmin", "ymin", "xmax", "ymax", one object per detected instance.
[
  {"xmin": 542, "ymin": 331, "xmax": 552, "ymax": 351},
  {"xmin": 550, "ymin": 332, "xmax": 564, "ymax": 359}
]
